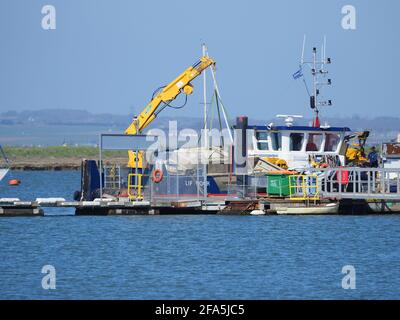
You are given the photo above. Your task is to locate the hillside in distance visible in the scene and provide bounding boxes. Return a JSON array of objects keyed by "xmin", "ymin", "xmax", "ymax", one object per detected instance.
[{"xmin": 0, "ymin": 109, "xmax": 399, "ymax": 145}]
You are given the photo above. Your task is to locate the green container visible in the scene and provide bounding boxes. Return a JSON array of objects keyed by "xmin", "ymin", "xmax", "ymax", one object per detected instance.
[{"xmin": 266, "ymin": 174, "xmax": 292, "ymax": 196}]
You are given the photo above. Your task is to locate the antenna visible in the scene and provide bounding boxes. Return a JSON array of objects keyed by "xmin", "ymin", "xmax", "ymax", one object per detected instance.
[
  {"xmin": 301, "ymin": 34, "xmax": 306, "ymax": 64},
  {"xmin": 298, "ymin": 37, "xmax": 332, "ymax": 127}
]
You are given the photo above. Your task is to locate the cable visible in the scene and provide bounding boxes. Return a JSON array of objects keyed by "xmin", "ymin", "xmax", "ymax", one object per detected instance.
[
  {"xmin": 215, "ymin": 90, "xmax": 225, "ymax": 147},
  {"xmin": 151, "ymin": 85, "xmax": 188, "ymax": 117},
  {"xmin": 151, "ymin": 84, "xmax": 189, "ymax": 110},
  {"xmin": 152, "ymin": 86, "xmax": 166, "ymax": 100},
  {"xmin": 163, "ymin": 93, "xmax": 188, "ymax": 109},
  {"xmin": 302, "ymin": 78, "xmax": 311, "ymax": 97}
]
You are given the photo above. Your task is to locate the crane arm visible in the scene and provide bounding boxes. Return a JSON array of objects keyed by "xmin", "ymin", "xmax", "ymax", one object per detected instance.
[
  {"xmin": 125, "ymin": 56, "xmax": 215, "ymax": 168},
  {"xmin": 125, "ymin": 56, "xmax": 215, "ymax": 135}
]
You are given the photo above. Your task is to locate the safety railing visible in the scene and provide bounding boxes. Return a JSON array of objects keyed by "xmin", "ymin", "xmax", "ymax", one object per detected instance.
[
  {"xmin": 309, "ymin": 167, "xmax": 400, "ymax": 200},
  {"xmin": 128, "ymin": 173, "xmax": 144, "ymax": 200},
  {"xmin": 289, "ymin": 174, "xmax": 319, "ymax": 201},
  {"xmin": 227, "ymin": 174, "xmax": 268, "ymax": 199}
]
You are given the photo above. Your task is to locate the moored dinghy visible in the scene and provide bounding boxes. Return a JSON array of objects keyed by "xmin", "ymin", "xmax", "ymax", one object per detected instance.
[{"xmin": 276, "ymin": 202, "xmax": 339, "ymax": 215}]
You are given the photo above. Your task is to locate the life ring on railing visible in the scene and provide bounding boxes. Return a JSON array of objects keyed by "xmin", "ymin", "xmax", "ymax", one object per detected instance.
[{"xmin": 152, "ymin": 169, "xmax": 164, "ymax": 183}]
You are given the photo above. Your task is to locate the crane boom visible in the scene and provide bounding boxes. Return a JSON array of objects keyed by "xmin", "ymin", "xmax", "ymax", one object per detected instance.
[{"xmin": 125, "ymin": 56, "xmax": 215, "ymax": 168}]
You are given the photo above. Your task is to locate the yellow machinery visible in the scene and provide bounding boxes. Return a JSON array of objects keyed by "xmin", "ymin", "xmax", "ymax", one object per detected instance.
[
  {"xmin": 343, "ymin": 131, "xmax": 369, "ymax": 165},
  {"xmin": 125, "ymin": 56, "xmax": 216, "ymax": 168},
  {"xmin": 263, "ymin": 157, "xmax": 289, "ymax": 170}
]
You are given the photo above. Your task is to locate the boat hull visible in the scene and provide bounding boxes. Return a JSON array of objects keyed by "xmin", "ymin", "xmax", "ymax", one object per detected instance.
[{"xmin": 276, "ymin": 203, "xmax": 339, "ymax": 215}]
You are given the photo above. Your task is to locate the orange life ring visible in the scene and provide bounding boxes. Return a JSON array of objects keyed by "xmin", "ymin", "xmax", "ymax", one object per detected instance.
[{"xmin": 152, "ymin": 169, "xmax": 164, "ymax": 183}]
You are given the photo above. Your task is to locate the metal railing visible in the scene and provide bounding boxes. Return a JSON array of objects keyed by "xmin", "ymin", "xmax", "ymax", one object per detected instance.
[
  {"xmin": 128, "ymin": 173, "xmax": 144, "ymax": 200},
  {"xmin": 310, "ymin": 167, "xmax": 400, "ymax": 199},
  {"xmin": 226, "ymin": 174, "xmax": 268, "ymax": 199}
]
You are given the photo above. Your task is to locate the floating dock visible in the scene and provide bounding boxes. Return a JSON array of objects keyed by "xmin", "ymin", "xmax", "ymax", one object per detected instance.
[
  {"xmin": 3, "ymin": 133, "xmax": 400, "ymax": 217},
  {"xmin": 1, "ymin": 196, "xmax": 400, "ymax": 217}
]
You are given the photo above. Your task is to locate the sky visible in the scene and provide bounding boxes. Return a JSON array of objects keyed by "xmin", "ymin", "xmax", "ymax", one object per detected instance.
[{"xmin": 0, "ymin": 0, "xmax": 399, "ymax": 121}]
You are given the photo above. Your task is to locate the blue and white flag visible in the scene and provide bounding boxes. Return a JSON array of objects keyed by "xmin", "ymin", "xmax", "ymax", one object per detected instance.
[{"xmin": 292, "ymin": 68, "xmax": 303, "ymax": 80}]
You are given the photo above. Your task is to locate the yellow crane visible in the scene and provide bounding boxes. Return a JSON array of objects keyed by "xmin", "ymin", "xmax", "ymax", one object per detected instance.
[{"xmin": 125, "ymin": 56, "xmax": 215, "ymax": 169}]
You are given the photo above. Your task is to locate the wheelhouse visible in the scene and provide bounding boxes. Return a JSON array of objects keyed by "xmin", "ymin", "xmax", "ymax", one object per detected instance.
[{"xmin": 248, "ymin": 125, "xmax": 351, "ymax": 169}]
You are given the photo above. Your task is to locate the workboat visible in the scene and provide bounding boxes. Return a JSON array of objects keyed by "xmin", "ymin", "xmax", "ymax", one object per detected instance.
[
  {"xmin": 76, "ymin": 42, "xmax": 368, "ymax": 200},
  {"xmin": 153, "ymin": 113, "xmax": 352, "ymax": 196},
  {"xmin": 246, "ymin": 41, "xmax": 357, "ymax": 172},
  {"xmin": 156, "ymin": 43, "xmax": 358, "ymax": 195}
]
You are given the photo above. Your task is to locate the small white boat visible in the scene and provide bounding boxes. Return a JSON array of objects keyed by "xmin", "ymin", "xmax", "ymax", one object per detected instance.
[{"xmin": 276, "ymin": 202, "xmax": 339, "ymax": 215}]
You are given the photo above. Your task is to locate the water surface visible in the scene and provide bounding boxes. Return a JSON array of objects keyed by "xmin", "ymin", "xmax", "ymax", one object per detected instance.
[{"xmin": 0, "ymin": 171, "xmax": 399, "ymax": 299}]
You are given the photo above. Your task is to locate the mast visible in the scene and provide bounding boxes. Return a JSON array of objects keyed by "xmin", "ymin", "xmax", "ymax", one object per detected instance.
[
  {"xmin": 311, "ymin": 47, "xmax": 321, "ymax": 127},
  {"xmin": 300, "ymin": 40, "xmax": 332, "ymax": 127}
]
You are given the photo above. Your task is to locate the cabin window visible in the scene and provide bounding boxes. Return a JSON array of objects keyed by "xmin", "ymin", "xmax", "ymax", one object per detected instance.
[
  {"xmin": 290, "ymin": 133, "xmax": 304, "ymax": 151},
  {"xmin": 256, "ymin": 131, "xmax": 268, "ymax": 140},
  {"xmin": 306, "ymin": 133, "xmax": 323, "ymax": 152},
  {"xmin": 270, "ymin": 132, "xmax": 282, "ymax": 151},
  {"xmin": 256, "ymin": 131, "xmax": 269, "ymax": 150},
  {"xmin": 324, "ymin": 133, "xmax": 341, "ymax": 152},
  {"xmin": 257, "ymin": 142, "xmax": 269, "ymax": 150}
]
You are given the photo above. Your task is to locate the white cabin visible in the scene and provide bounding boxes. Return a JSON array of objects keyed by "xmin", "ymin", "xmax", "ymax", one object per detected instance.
[{"xmin": 247, "ymin": 124, "xmax": 350, "ymax": 170}]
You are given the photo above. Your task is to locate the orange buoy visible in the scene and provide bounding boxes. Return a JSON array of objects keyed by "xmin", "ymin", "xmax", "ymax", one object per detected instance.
[
  {"xmin": 8, "ymin": 179, "xmax": 21, "ymax": 186},
  {"xmin": 152, "ymin": 169, "xmax": 164, "ymax": 183}
]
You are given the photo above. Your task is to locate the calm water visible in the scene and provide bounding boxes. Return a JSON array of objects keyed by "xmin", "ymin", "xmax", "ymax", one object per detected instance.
[{"xmin": 0, "ymin": 171, "xmax": 400, "ymax": 299}]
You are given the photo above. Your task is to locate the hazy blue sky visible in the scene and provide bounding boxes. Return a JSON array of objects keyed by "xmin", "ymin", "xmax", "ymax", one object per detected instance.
[{"xmin": 0, "ymin": 0, "xmax": 398, "ymax": 121}]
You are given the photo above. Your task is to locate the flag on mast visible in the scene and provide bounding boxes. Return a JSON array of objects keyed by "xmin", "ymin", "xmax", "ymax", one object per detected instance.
[{"xmin": 292, "ymin": 68, "xmax": 303, "ymax": 80}]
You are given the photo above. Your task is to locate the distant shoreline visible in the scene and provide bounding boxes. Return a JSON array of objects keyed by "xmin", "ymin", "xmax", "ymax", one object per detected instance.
[
  {"xmin": 9, "ymin": 157, "xmax": 128, "ymax": 171},
  {"xmin": 10, "ymin": 158, "xmax": 83, "ymax": 170},
  {"xmin": 2, "ymin": 146, "xmax": 126, "ymax": 170}
]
